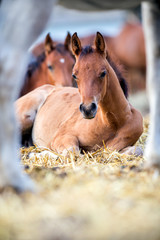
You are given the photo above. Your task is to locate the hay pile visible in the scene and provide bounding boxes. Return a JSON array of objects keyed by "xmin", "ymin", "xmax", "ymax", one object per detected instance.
[{"xmin": 0, "ymin": 117, "xmax": 160, "ymax": 240}]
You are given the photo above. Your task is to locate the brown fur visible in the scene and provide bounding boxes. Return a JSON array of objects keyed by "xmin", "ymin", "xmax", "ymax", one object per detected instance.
[{"xmin": 112, "ymin": 22, "xmax": 146, "ymax": 69}]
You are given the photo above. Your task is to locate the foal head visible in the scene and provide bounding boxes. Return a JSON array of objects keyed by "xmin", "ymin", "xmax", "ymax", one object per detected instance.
[
  {"xmin": 44, "ymin": 33, "xmax": 75, "ymax": 87},
  {"xmin": 20, "ymin": 33, "xmax": 75, "ymax": 96},
  {"xmin": 72, "ymin": 32, "xmax": 126, "ymax": 119},
  {"xmin": 72, "ymin": 32, "xmax": 128, "ymax": 119}
]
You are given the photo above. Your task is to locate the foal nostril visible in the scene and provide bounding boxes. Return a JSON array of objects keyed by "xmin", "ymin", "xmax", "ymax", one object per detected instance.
[
  {"xmin": 91, "ymin": 102, "xmax": 97, "ymax": 112},
  {"xmin": 79, "ymin": 103, "xmax": 83, "ymax": 112}
]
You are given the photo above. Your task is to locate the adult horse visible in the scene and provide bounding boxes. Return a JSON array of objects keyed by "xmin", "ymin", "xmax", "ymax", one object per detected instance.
[
  {"xmin": 16, "ymin": 32, "xmax": 143, "ymax": 155},
  {"xmin": 20, "ymin": 32, "xmax": 75, "ymax": 97},
  {"xmin": 0, "ymin": 0, "xmax": 159, "ymax": 191}
]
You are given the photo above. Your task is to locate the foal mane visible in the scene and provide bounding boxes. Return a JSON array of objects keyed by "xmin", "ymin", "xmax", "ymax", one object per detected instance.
[
  {"xmin": 106, "ymin": 54, "xmax": 128, "ymax": 98},
  {"xmin": 19, "ymin": 51, "xmax": 47, "ymax": 97},
  {"xmin": 26, "ymin": 51, "xmax": 46, "ymax": 78},
  {"xmin": 80, "ymin": 46, "xmax": 128, "ymax": 98}
]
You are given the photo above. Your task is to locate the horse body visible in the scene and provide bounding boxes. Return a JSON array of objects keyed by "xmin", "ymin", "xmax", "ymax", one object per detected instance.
[
  {"xmin": 111, "ymin": 22, "xmax": 146, "ymax": 92},
  {"xmin": 32, "ymin": 85, "xmax": 141, "ymax": 153},
  {"xmin": 33, "ymin": 87, "xmax": 113, "ymax": 152},
  {"xmin": 17, "ymin": 33, "xmax": 143, "ymax": 154},
  {"xmin": 112, "ymin": 22, "xmax": 146, "ymax": 69},
  {"xmin": 20, "ymin": 33, "xmax": 75, "ymax": 97}
]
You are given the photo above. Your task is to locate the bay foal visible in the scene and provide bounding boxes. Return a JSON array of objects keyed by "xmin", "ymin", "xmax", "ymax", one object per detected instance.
[
  {"xmin": 20, "ymin": 32, "xmax": 75, "ymax": 97},
  {"xmin": 16, "ymin": 33, "xmax": 143, "ymax": 154}
]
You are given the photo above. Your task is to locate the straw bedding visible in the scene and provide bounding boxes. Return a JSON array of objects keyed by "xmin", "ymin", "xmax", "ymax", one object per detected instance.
[{"xmin": 0, "ymin": 117, "xmax": 160, "ymax": 240}]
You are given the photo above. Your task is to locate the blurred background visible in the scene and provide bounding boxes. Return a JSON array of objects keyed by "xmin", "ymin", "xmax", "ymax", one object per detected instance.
[
  {"xmin": 30, "ymin": 5, "xmax": 149, "ymax": 115},
  {"xmin": 33, "ymin": 6, "xmax": 129, "ymax": 42}
]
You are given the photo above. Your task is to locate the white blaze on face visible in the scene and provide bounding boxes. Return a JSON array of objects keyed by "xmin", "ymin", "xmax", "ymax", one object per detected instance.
[{"xmin": 60, "ymin": 58, "xmax": 65, "ymax": 63}]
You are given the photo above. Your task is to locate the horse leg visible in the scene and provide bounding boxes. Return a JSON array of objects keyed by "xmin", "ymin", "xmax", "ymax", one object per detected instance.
[
  {"xmin": 106, "ymin": 107, "xmax": 143, "ymax": 154},
  {"xmin": 119, "ymin": 146, "xmax": 143, "ymax": 156},
  {"xmin": 15, "ymin": 85, "xmax": 54, "ymax": 134},
  {"xmin": 16, "ymin": 84, "xmax": 54, "ymax": 147},
  {"xmin": 142, "ymin": 2, "xmax": 160, "ymax": 168},
  {"xmin": 0, "ymin": 0, "xmax": 55, "ymax": 191},
  {"xmin": 51, "ymin": 134, "xmax": 80, "ymax": 156},
  {"xmin": 0, "ymin": 49, "xmax": 35, "ymax": 191}
]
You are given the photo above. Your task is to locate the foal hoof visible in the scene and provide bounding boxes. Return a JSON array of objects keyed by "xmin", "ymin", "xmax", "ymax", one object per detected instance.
[
  {"xmin": 29, "ymin": 150, "xmax": 58, "ymax": 160},
  {"xmin": 120, "ymin": 146, "xmax": 143, "ymax": 157},
  {"xmin": 62, "ymin": 146, "xmax": 79, "ymax": 158}
]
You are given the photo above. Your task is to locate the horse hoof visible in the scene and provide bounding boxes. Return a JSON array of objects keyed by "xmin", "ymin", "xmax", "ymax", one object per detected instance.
[
  {"xmin": 120, "ymin": 146, "xmax": 143, "ymax": 156},
  {"xmin": 29, "ymin": 150, "xmax": 58, "ymax": 160}
]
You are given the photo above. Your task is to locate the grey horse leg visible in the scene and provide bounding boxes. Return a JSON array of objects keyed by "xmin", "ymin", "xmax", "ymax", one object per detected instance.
[
  {"xmin": 142, "ymin": 1, "xmax": 160, "ymax": 167},
  {"xmin": 0, "ymin": 0, "xmax": 56, "ymax": 191}
]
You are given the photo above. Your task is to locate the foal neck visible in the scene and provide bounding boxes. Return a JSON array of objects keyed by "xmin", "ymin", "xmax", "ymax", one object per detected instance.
[{"xmin": 99, "ymin": 64, "xmax": 130, "ymax": 128}]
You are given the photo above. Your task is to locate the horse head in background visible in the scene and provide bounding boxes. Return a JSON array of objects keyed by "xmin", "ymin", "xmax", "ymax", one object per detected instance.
[{"xmin": 20, "ymin": 32, "xmax": 75, "ymax": 97}]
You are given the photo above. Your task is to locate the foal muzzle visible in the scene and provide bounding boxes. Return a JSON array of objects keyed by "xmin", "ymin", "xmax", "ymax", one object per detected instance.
[{"xmin": 79, "ymin": 102, "xmax": 97, "ymax": 119}]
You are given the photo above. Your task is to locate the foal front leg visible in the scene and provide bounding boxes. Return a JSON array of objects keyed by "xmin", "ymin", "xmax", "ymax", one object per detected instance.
[
  {"xmin": 15, "ymin": 85, "xmax": 54, "ymax": 133},
  {"xmin": 106, "ymin": 110, "xmax": 143, "ymax": 156},
  {"xmin": 51, "ymin": 134, "xmax": 80, "ymax": 157}
]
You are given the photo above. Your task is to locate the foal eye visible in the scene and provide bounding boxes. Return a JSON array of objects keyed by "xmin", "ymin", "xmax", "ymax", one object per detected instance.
[
  {"xmin": 72, "ymin": 74, "xmax": 77, "ymax": 80},
  {"xmin": 48, "ymin": 65, "xmax": 53, "ymax": 71},
  {"xmin": 100, "ymin": 71, "xmax": 107, "ymax": 78}
]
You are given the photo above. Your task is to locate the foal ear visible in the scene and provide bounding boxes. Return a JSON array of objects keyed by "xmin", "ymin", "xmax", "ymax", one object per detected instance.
[
  {"xmin": 45, "ymin": 33, "xmax": 55, "ymax": 54},
  {"xmin": 95, "ymin": 32, "xmax": 106, "ymax": 54},
  {"xmin": 64, "ymin": 32, "xmax": 71, "ymax": 51},
  {"xmin": 72, "ymin": 32, "xmax": 82, "ymax": 56}
]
